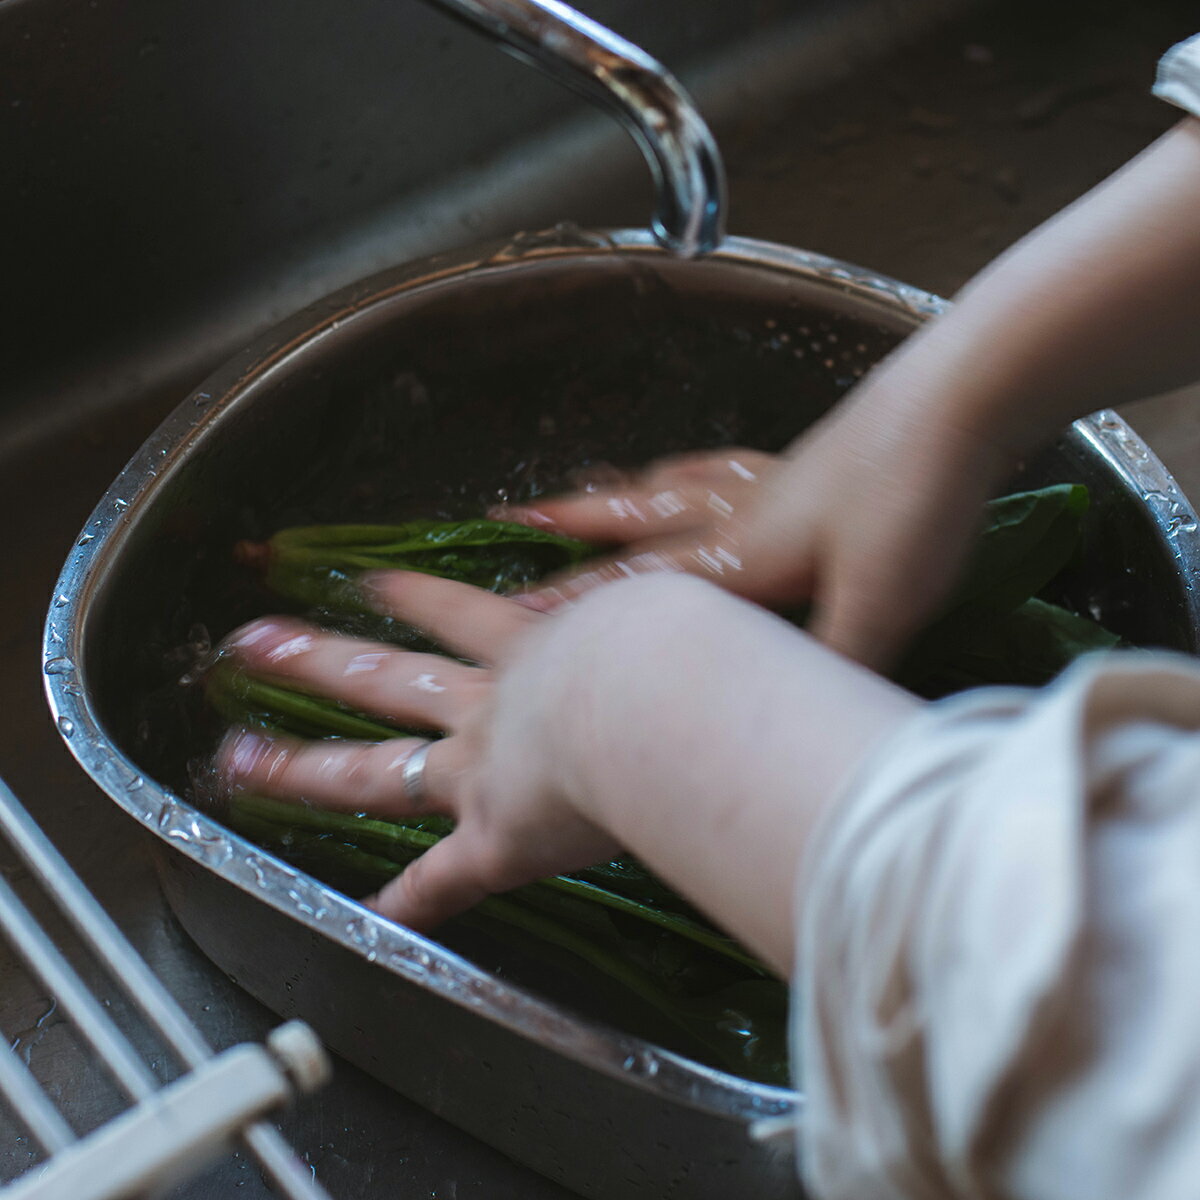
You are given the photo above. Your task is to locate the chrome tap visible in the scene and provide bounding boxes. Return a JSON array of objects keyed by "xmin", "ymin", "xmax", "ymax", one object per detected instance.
[{"xmin": 427, "ymin": 0, "xmax": 726, "ymax": 256}]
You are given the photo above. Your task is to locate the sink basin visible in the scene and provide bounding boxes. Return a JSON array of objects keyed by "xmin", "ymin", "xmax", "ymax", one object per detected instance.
[{"xmin": 6, "ymin": 0, "xmax": 1199, "ymax": 1194}]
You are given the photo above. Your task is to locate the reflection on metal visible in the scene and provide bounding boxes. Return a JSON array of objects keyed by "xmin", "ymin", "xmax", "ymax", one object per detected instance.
[
  {"xmin": 0, "ymin": 780, "xmax": 331, "ymax": 1200},
  {"xmin": 425, "ymin": 0, "xmax": 726, "ymax": 256}
]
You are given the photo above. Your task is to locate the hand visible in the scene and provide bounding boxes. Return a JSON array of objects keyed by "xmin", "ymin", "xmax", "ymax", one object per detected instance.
[
  {"xmin": 498, "ymin": 121, "xmax": 1200, "ymax": 671},
  {"xmin": 216, "ymin": 571, "xmax": 621, "ymax": 930},
  {"xmin": 501, "ymin": 392, "xmax": 1008, "ymax": 670},
  {"xmin": 217, "ymin": 569, "xmax": 918, "ymax": 970}
]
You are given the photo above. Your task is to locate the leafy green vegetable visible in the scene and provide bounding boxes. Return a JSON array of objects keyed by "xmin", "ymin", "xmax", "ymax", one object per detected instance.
[
  {"xmin": 229, "ymin": 793, "xmax": 788, "ymax": 1082},
  {"xmin": 949, "ymin": 484, "xmax": 1090, "ymax": 614},
  {"xmin": 207, "ymin": 658, "xmax": 415, "ymax": 741},
  {"xmin": 237, "ymin": 519, "xmax": 591, "ymax": 643},
  {"xmin": 216, "ymin": 495, "xmax": 1122, "ymax": 1085},
  {"xmin": 908, "ymin": 597, "xmax": 1121, "ymax": 694},
  {"xmin": 896, "ymin": 484, "xmax": 1118, "ymax": 690}
]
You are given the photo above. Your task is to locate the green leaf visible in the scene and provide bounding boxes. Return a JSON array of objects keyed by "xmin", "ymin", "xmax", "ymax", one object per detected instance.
[
  {"xmin": 898, "ymin": 484, "xmax": 1096, "ymax": 686},
  {"xmin": 256, "ymin": 519, "xmax": 592, "ymax": 623},
  {"xmin": 206, "ymin": 658, "xmax": 422, "ymax": 740},
  {"xmin": 230, "ymin": 793, "xmax": 788, "ymax": 1082},
  {"xmin": 903, "ymin": 597, "xmax": 1120, "ymax": 693},
  {"xmin": 952, "ymin": 484, "xmax": 1090, "ymax": 614}
]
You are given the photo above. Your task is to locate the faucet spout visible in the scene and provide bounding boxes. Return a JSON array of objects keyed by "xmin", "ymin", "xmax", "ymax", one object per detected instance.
[{"xmin": 425, "ymin": 0, "xmax": 727, "ymax": 256}]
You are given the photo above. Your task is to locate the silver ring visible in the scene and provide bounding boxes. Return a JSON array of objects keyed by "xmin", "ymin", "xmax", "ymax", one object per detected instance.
[{"xmin": 401, "ymin": 741, "xmax": 433, "ymax": 807}]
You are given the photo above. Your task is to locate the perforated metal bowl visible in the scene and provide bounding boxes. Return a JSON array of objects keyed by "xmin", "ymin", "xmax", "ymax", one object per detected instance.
[{"xmin": 44, "ymin": 230, "xmax": 1200, "ymax": 1200}]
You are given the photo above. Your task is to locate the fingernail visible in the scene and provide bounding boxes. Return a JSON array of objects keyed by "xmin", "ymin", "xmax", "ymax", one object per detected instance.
[
  {"xmin": 357, "ymin": 569, "xmax": 394, "ymax": 611},
  {"xmin": 511, "ymin": 590, "xmax": 558, "ymax": 613},
  {"xmin": 225, "ymin": 618, "xmax": 287, "ymax": 652},
  {"xmin": 218, "ymin": 728, "xmax": 270, "ymax": 784},
  {"xmin": 495, "ymin": 506, "xmax": 559, "ymax": 529}
]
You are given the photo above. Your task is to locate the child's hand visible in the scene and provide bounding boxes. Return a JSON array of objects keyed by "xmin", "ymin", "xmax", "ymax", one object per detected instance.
[
  {"xmin": 216, "ymin": 572, "xmax": 621, "ymax": 931},
  {"xmin": 216, "ymin": 570, "xmax": 917, "ymax": 968},
  {"xmin": 501, "ymin": 391, "xmax": 1006, "ymax": 671},
  {"xmin": 499, "ymin": 119, "xmax": 1200, "ymax": 671}
]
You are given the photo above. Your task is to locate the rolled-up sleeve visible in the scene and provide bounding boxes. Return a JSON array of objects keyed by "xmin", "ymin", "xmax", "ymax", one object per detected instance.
[
  {"xmin": 793, "ymin": 653, "xmax": 1200, "ymax": 1200},
  {"xmin": 1154, "ymin": 35, "xmax": 1200, "ymax": 118}
]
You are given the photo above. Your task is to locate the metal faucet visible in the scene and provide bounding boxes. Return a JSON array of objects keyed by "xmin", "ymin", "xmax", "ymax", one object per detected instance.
[{"xmin": 426, "ymin": 0, "xmax": 727, "ymax": 257}]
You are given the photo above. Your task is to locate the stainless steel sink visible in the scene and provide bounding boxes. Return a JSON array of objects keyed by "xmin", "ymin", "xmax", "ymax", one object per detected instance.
[{"xmin": 3, "ymin": 0, "xmax": 1198, "ymax": 1195}]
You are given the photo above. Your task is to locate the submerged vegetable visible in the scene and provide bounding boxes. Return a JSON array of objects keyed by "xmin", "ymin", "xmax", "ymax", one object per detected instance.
[
  {"xmin": 235, "ymin": 519, "xmax": 591, "ymax": 644},
  {"xmin": 896, "ymin": 484, "xmax": 1119, "ymax": 691},
  {"xmin": 216, "ymin": 490, "xmax": 1121, "ymax": 1084},
  {"xmin": 226, "ymin": 791, "xmax": 789, "ymax": 1081}
]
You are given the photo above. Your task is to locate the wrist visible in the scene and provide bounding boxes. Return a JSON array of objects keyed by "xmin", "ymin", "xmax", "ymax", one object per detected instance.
[{"xmin": 848, "ymin": 309, "xmax": 1052, "ymax": 486}]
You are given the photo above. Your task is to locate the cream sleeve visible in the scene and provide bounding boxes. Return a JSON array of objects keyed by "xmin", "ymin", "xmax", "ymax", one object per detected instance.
[
  {"xmin": 792, "ymin": 653, "xmax": 1200, "ymax": 1200},
  {"xmin": 1154, "ymin": 34, "xmax": 1200, "ymax": 118}
]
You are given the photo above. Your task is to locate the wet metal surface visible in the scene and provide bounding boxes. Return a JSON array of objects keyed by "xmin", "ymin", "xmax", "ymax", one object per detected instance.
[{"xmin": 2, "ymin": 0, "xmax": 1198, "ymax": 1194}]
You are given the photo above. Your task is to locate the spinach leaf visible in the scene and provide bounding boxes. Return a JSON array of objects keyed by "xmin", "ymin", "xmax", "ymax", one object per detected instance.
[
  {"xmin": 216, "ymin": 494, "xmax": 1120, "ymax": 1086},
  {"xmin": 231, "ymin": 793, "xmax": 788, "ymax": 1083}
]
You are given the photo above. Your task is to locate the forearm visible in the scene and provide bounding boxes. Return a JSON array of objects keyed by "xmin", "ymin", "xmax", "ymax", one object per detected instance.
[
  {"xmin": 849, "ymin": 118, "xmax": 1200, "ymax": 464},
  {"xmin": 545, "ymin": 575, "xmax": 920, "ymax": 975}
]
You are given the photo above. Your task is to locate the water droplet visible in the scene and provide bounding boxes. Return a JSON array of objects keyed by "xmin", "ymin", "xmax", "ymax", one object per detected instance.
[
  {"xmin": 53, "ymin": 594, "xmax": 70, "ymax": 608},
  {"xmin": 198, "ymin": 837, "xmax": 231, "ymax": 867},
  {"xmin": 125, "ymin": 775, "xmax": 145, "ymax": 792},
  {"xmin": 345, "ymin": 915, "xmax": 380, "ymax": 950},
  {"xmin": 246, "ymin": 855, "xmax": 270, "ymax": 888},
  {"xmin": 387, "ymin": 947, "xmax": 430, "ymax": 978},
  {"xmin": 56, "ymin": 717, "xmax": 74, "ymax": 738},
  {"xmin": 287, "ymin": 888, "xmax": 323, "ymax": 918},
  {"xmin": 620, "ymin": 1049, "xmax": 660, "ymax": 1077},
  {"xmin": 44, "ymin": 657, "xmax": 76, "ymax": 675},
  {"xmin": 77, "ymin": 532, "xmax": 95, "ymax": 546},
  {"xmin": 156, "ymin": 801, "xmax": 232, "ymax": 865},
  {"xmin": 113, "ymin": 497, "xmax": 128, "ymax": 510}
]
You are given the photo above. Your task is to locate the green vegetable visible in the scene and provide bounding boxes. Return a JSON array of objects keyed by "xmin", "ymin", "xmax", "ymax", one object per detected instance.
[
  {"xmin": 215, "ymin": 495, "xmax": 1122, "ymax": 1085},
  {"xmin": 897, "ymin": 484, "xmax": 1118, "ymax": 690},
  {"xmin": 237, "ymin": 519, "xmax": 591, "ymax": 644},
  {"xmin": 229, "ymin": 793, "xmax": 788, "ymax": 1082},
  {"xmin": 207, "ymin": 658, "xmax": 415, "ymax": 741},
  {"xmin": 909, "ymin": 597, "xmax": 1121, "ymax": 694},
  {"xmin": 949, "ymin": 484, "xmax": 1090, "ymax": 614}
]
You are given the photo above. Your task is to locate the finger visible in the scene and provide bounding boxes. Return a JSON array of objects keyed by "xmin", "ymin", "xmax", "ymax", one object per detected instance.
[
  {"xmin": 809, "ymin": 555, "xmax": 946, "ymax": 671},
  {"xmin": 358, "ymin": 571, "xmax": 541, "ymax": 667},
  {"xmin": 224, "ymin": 617, "xmax": 483, "ymax": 730},
  {"xmin": 497, "ymin": 481, "xmax": 739, "ymax": 544},
  {"xmin": 217, "ymin": 728, "xmax": 457, "ymax": 819},
  {"xmin": 495, "ymin": 450, "xmax": 772, "ymax": 544},
  {"xmin": 366, "ymin": 826, "xmax": 514, "ymax": 930},
  {"xmin": 518, "ymin": 527, "xmax": 813, "ymax": 613},
  {"xmin": 808, "ymin": 594, "xmax": 907, "ymax": 673},
  {"xmin": 639, "ymin": 447, "xmax": 775, "ymax": 487}
]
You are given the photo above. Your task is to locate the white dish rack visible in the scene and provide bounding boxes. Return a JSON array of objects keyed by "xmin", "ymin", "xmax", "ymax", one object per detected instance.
[{"xmin": 0, "ymin": 777, "xmax": 333, "ymax": 1200}]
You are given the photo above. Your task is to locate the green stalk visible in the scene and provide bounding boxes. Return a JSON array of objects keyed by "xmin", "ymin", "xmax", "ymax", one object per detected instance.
[
  {"xmin": 232, "ymin": 803, "xmax": 787, "ymax": 1082},
  {"xmin": 232, "ymin": 794, "xmax": 762, "ymax": 972},
  {"xmin": 207, "ymin": 659, "xmax": 419, "ymax": 741}
]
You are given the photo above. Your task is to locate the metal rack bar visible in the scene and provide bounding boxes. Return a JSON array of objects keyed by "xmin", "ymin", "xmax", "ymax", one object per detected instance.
[
  {"xmin": 0, "ymin": 785, "xmax": 212, "ymax": 1065},
  {"xmin": 0, "ymin": 1042, "xmax": 75, "ymax": 1154},
  {"xmin": 0, "ymin": 780, "xmax": 332, "ymax": 1200},
  {"xmin": 0, "ymin": 873, "xmax": 158, "ymax": 1098}
]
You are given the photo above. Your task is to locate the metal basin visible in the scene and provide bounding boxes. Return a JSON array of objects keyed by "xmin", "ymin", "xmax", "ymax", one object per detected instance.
[{"xmin": 42, "ymin": 230, "xmax": 1200, "ymax": 1199}]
